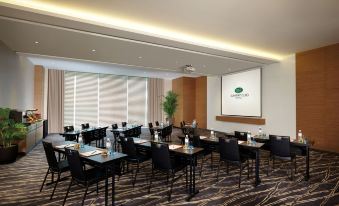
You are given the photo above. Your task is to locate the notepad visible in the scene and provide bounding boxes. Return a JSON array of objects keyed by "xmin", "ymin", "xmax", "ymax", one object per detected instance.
[
  {"xmin": 169, "ymin": 145, "xmax": 182, "ymax": 150},
  {"xmin": 55, "ymin": 143, "xmax": 75, "ymax": 149},
  {"xmin": 134, "ymin": 139, "xmax": 149, "ymax": 144},
  {"xmin": 200, "ymin": 136, "xmax": 207, "ymax": 139},
  {"xmin": 81, "ymin": 150, "xmax": 102, "ymax": 157}
]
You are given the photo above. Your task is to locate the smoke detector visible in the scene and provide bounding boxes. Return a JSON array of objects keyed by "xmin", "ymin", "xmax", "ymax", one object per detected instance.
[{"xmin": 183, "ymin": 64, "xmax": 196, "ymax": 73}]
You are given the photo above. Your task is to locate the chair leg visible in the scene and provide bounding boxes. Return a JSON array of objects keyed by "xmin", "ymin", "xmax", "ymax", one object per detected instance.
[
  {"xmin": 239, "ymin": 165, "xmax": 242, "ymax": 188},
  {"xmin": 132, "ymin": 162, "xmax": 140, "ymax": 187},
  {"xmin": 185, "ymin": 166, "xmax": 188, "ymax": 189},
  {"xmin": 148, "ymin": 168, "xmax": 154, "ymax": 194},
  {"xmin": 247, "ymin": 160, "xmax": 250, "ymax": 179},
  {"xmin": 168, "ymin": 173, "xmax": 175, "ymax": 202},
  {"xmin": 96, "ymin": 181, "xmax": 99, "ymax": 194},
  {"xmin": 200, "ymin": 157, "xmax": 204, "ymax": 178},
  {"xmin": 211, "ymin": 152, "xmax": 213, "ymax": 169},
  {"xmin": 267, "ymin": 157, "xmax": 270, "ymax": 176},
  {"xmin": 226, "ymin": 161, "xmax": 229, "ymax": 175},
  {"xmin": 216, "ymin": 161, "xmax": 222, "ymax": 181},
  {"xmin": 50, "ymin": 172, "xmax": 60, "ymax": 200},
  {"xmin": 82, "ymin": 184, "xmax": 89, "ymax": 206},
  {"xmin": 63, "ymin": 179, "xmax": 73, "ymax": 206},
  {"xmin": 294, "ymin": 157, "xmax": 297, "ymax": 174},
  {"xmin": 290, "ymin": 159, "xmax": 294, "ymax": 180},
  {"xmin": 40, "ymin": 168, "xmax": 50, "ymax": 192}
]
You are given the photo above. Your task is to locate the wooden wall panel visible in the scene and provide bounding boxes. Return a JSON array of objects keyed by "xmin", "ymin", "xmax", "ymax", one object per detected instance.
[
  {"xmin": 34, "ymin": 65, "xmax": 44, "ymax": 118},
  {"xmin": 296, "ymin": 43, "xmax": 339, "ymax": 153},
  {"xmin": 182, "ymin": 77, "xmax": 196, "ymax": 123},
  {"xmin": 172, "ymin": 76, "xmax": 207, "ymax": 128},
  {"xmin": 172, "ymin": 78, "xmax": 183, "ymax": 127},
  {"xmin": 195, "ymin": 76, "xmax": 207, "ymax": 129}
]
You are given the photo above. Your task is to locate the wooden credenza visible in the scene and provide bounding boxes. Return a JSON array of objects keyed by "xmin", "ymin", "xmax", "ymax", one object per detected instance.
[{"xmin": 18, "ymin": 121, "xmax": 44, "ymax": 154}]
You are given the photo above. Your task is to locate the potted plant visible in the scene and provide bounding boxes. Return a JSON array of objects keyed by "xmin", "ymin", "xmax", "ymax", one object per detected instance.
[
  {"xmin": 0, "ymin": 119, "xmax": 27, "ymax": 164},
  {"xmin": 162, "ymin": 91, "xmax": 178, "ymax": 125}
]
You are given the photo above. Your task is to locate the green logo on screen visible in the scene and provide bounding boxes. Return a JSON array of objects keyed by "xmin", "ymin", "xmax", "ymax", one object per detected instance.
[{"xmin": 235, "ymin": 87, "xmax": 243, "ymax": 93}]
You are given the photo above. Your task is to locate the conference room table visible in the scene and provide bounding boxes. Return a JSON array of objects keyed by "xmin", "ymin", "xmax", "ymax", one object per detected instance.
[
  {"xmin": 178, "ymin": 135, "xmax": 264, "ymax": 187},
  {"xmin": 132, "ymin": 137, "xmax": 205, "ymax": 201},
  {"xmin": 52, "ymin": 141, "xmax": 127, "ymax": 206}
]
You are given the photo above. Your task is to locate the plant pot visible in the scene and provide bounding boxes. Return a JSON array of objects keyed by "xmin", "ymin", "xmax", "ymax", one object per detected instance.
[{"xmin": 0, "ymin": 144, "xmax": 18, "ymax": 164}]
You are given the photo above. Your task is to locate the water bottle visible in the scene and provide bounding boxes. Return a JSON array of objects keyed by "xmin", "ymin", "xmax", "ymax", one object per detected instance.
[
  {"xmin": 247, "ymin": 131, "xmax": 251, "ymax": 144},
  {"xmin": 298, "ymin": 130, "xmax": 303, "ymax": 142},
  {"xmin": 78, "ymin": 136, "xmax": 84, "ymax": 148},
  {"xmin": 184, "ymin": 135, "xmax": 189, "ymax": 149},
  {"xmin": 154, "ymin": 131, "xmax": 159, "ymax": 142},
  {"xmin": 211, "ymin": 129, "xmax": 214, "ymax": 138},
  {"xmin": 258, "ymin": 127, "xmax": 262, "ymax": 137},
  {"xmin": 106, "ymin": 138, "xmax": 112, "ymax": 155}
]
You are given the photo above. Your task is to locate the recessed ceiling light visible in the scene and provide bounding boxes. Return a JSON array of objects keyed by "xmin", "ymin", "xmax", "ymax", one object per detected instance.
[
  {"xmin": 138, "ymin": 56, "xmax": 143, "ymax": 59},
  {"xmin": 34, "ymin": 41, "xmax": 39, "ymax": 44},
  {"xmin": 91, "ymin": 49, "xmax": 96, "ymax": 52}
]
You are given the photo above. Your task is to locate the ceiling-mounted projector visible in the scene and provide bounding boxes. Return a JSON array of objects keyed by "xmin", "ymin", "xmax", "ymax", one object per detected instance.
[{"xmin": 183, "ymin": 64, "xmax": 196, "ymax": 73}]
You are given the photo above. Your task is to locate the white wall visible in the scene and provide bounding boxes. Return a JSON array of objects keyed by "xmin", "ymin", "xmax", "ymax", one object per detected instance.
[
  {"xmin": 207, "ymin": 55, "xmax": 296, "ymax": 138},
  {"xmin": 0, "ymin": 41, "xmax": 34, "ymax": 110}
]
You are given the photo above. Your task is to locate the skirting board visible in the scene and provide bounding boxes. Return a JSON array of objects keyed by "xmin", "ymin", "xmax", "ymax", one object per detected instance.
[{"xmin": 216, "ymin": 116, "xmax": 266, "ymax": 125}]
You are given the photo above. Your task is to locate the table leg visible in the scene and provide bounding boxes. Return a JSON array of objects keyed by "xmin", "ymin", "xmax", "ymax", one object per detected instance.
[
  {"xmin": 111, "ymin": 165, "xmax": 116, "ymax": 206},
  {"xmin": 186, "ymin": 156, "xmax": 199, "ymax": 201},
  {"xmin": 305, "ymin": 146, "xmax": 310, "ymax": 181},
  {"xmin": 105, "ymin": 167, "xmax": 108, "ymax": 206},
  {"xmin": 255, "ymin": 149, "xmax": 261, "ymax": 187}
]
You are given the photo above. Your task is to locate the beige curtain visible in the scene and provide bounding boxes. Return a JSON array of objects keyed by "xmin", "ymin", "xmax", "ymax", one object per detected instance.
[
  {"xmin": 147, "ymin": 78, "xmax": 164, "ymax": 125},
  {"xmin": 47, "ymin": 69, "xmax": 64, "ymax": 133}
]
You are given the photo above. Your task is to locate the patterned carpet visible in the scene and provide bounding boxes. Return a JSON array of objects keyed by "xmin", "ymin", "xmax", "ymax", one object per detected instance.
[{"xmin": 0, "ymin": 128, "xmax": 339, "ymax": 206}]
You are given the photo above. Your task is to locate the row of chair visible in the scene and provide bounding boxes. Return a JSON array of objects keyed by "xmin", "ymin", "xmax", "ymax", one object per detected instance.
[{"xmin": 81, "ymin": 127, "xmax": 108, "ymax": 147}]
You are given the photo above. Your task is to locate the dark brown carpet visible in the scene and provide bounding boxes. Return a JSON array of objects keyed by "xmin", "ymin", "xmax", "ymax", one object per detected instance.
[{"xmin": 0, "ymin": 128, "xmax": 338, "ymax": 206}]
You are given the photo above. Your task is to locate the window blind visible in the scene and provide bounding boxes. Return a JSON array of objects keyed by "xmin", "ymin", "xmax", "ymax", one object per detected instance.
[
  {"xmin": 74, "ymin": 72, "xmax": 98, "ymax": 129},
  {"xmin": 99, "ymin": 74, "xmax": 127, "ymax": 126},
  {"xmin": 128, "ymin": 76, "xmax": 147, "ymax": 125}
]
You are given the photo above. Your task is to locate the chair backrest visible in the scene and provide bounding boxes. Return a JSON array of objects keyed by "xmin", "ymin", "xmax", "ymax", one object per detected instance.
[
  {"xmin": 183, "ymin": 121, "xmax": 186, "ymax": 126},
  {"xmin": 219, "ymin": 138, "xmax": 241, "ymax": 162},
  {"xmin": 269, "ymin": 135, "xmax": 291, "ymax": 157},
  {"xmin": 82, "ymin": 131, "xmax": 93, "ymax": 144},
  {"xmin": 192, "ymin": 135, "xmax": 201, "ymax": 147},
  {"xmin": 81, "ymin": 123, "xmax": 89, "ymax": 130},
  {"xmin": 42, "ymin": 141, "xmax": 59, "ymax": 170},
  {"xmin": 149, "ymin": 123, "xmax": 154, "ymax": 135},
  {"xmin": 180, "ymin": 122, "xmax": 184, "ymax": 128},
  {"xmin": 122, "ymin": 122, "xmax": 127, "ymax": 127},
  {"xmin": 99, "ymin": 127, "xmax": 107, "ymax": 139},
  {"xmin": 112, "ymin": 124, "xmax": 118, "ymax": 129},
  {"xmin": 155, "ymin": 121, "xmax": 160, "ymax": 126},
  {"xmin": 151, "ymin": 142, "xmax": 172, "ymax": 171},
  {"xmin": 64, "ymin": 126, "xmax": 74, "ymax": 132},
  {"xmin": 119, "ymin": 137, "xmax": 137, "ymax": 157},
  {"xmin": 64, "ymin": 148, "xmax": 86, "ymax": 182},
  {"xmin": 234, "ymin": 131, "xmax": 248, "ymax": 141}
]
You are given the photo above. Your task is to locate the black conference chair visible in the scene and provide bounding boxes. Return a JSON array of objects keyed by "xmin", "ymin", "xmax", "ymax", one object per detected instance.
[
  {"xmin": 217, "ymin": 138, "xmax": 250, "ymax": 188},
  {"xmin": 119, "ymin": 137, "xmax": 150, "ymax": 187},
  {"xmin": 155, "ymin": 121, "xmax": 160, "ymax": 126},
  {"xmin": 148, "ymin": 142, "xmax": 188, "ymax": 201},
  {"xmin": 122, "ymin": 122, "xmax": 127, "ymax": 127},
  {"xmin": 63, "ymin": 126, "xmax": 76, "ymax": 141},
  {"xmin": 63, "ymin": 148, "xmax": 107, "ymax": 206},
  {"xmin": 81, "ymin": 123, "xmax": 90, "ymax": 130},
  {"xmin": 112, "ymin": 124, "xmax": 120, "ymax": 151},
  {"xmin": 149, "ymin": 122, "xmax": 155, "ymax": 138},
  {"xmin": 234, "ymin": 131, "xmax": 256, "ymax": 169},
  {"xmin": 40, "ymin": 141, "xmax": 69, "ymax": 200},
  {"xmin": 234, "ymin": 131, "xmax": 248, "ymax": 141},
  {"xmin": 267, "ymin": 135, "xmax": 297, "ymax": 180},
  {"xmin": 192, "ymin": 135, "xmax": 213, "ymax": 177},
  {"xmin": 64, "ymin": 126, "xmax": 74, "ymax": 132},
  {"xmin": 82, "ymin": 130, "xmax": 94, "ymax": 145}
]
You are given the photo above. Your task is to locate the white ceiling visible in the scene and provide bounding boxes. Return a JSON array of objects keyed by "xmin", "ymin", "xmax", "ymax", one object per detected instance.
[{"xmin": 0, "ymin": 0, "xmax": 338, "ymax": 76}]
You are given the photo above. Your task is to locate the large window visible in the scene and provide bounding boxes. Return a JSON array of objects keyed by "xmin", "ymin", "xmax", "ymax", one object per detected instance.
[{"xmin": 64, "ymin": 71, "xmax": 147, "ymax": 129}]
